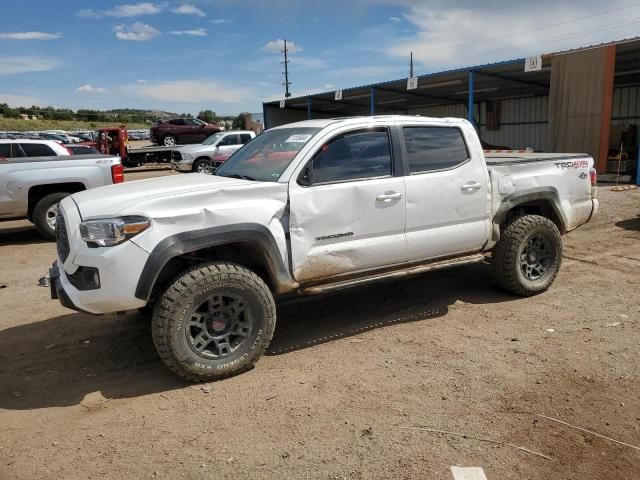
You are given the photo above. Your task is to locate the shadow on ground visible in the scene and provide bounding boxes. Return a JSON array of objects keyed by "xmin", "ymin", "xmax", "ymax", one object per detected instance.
[
  {"xmin": 0, "ymin": 224, "xmax": 48, "ymax": 246},
  {"xmin": 0, "ymin": 262, "xmax": 516, "ymax": 410},
  {"xmin": 615, "ymin": 216, "xmax": 640, "ymax": 231}
]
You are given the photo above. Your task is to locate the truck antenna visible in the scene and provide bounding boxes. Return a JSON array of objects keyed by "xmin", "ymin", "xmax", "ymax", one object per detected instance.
[{"xmin": 281, "ymin": 39, "xmax": 292, "ymax": 98}]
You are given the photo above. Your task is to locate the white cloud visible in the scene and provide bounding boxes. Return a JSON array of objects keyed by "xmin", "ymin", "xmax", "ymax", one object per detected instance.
[
  {"xmin": 77, "ymin": 9, "xmax": 103, "ymax": 18},
  {"xmin": 137, "ymin": 79, "xmax": 147, "ymax": 83},
  {"xmin": 262, "ymin": 39, "xmax": 302, "ymax": 54},
  {"xmin": 76, "ymin": 84, "xmax": 107, "ymax": 93},
  {"xmin": 127, "ymin": 79, "xmax": 249, "ymax": 103},
  {"xmin": 78, "ymin": 2, "xmax": 165, "ymax": 19},
  {"xmin": 114, "ymin": 22, "xmax": 160, "ymax": 41},
  {"xmin": 323, "ymin": 83, "xmax": 336, "ymax": 90},
  {"xmin": 386, "ymin": 2, "xmax": 640, "ymax": 70},
  {"xmin": 389, "ymin": 16, "xmax": 401, "ymax": 23},
  {"xmin": 211, "ymin": 18, "xmax": 231, "ymax": 24},
  {"xmin": 172, "ymin": 4, "xmax": 205, "ymax": 17},
  {"xmin": 107, "ymin": 2, "xmax": 164, "ymax": 17},
  {"xmin": 0, "ymin": 93, "xmax": 41, "ymax": 107},
  {"xmin": 0, "ymin": 32, "xmax": 61, "ymax": 40},
  {"xmin": 0, "ymin": 56, "xmax": 61, "ymax": 75},
  {"xmin": 171, "ymin": 28, "xmax": 207, "ymax": 36}
]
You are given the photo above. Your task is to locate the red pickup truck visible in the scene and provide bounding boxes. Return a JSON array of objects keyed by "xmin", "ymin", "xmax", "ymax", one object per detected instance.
[{"xmin": 150, "ymin": 118, "xmax": 223, "ymax": 146}]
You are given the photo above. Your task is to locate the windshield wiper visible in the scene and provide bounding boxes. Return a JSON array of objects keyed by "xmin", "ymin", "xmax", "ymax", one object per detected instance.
[{"xmin": 223, "ymin": 173, "xmax": 257, "ymax": 181}]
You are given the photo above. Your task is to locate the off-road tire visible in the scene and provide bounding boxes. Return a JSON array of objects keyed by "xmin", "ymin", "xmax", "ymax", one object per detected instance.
[
  {"xmin": 193, "ymin": 157, "xmax": 212, "ymax": 174},
  {"xmin": 152, "ymin": 262, "xmax": 276, "ymax": 382},
  {"xmin": 33, "ymin": 192, "xmax": 68, "ymax": 240},
  {"xmin": 492, "ymin": 214, "xmax": 562, "ymax": 296}
]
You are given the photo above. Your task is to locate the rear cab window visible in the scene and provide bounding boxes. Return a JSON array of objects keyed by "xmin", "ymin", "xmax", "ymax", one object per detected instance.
[
  {"xmin": 402, "ymin": 126, "xmax": 469, "ymax": 173},
  {"xmin": 0, "ymin": 143, "xmax": 11, "ymax": 158},
  {"xmin": 20, "ymin": 143, "xmax": 56, "ymax": 157}
]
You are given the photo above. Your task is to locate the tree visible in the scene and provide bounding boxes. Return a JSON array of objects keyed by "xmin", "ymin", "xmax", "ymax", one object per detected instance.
[
  {"xmin": 232, "ymin": 113, "xmax": 246, "ymax": 130},
  {"xmin": 197, "ymin": 110, "xmax": 217, "ymax": 123}
]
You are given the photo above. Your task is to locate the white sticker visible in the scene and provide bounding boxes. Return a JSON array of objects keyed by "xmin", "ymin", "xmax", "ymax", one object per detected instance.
[
  {"xmin": 279, "ymin": 99, "xmax": 286, "ymax": 108},
  {"xmin": 285, "ymin": 134, "xmax": 312, "ymax": 143},
  {"xmin": 524, "ymin": 55, "xmax": 542, "ymax": 72},
  {"xmin": 407, "ymin": 77, "xmax": 418, "ymax": 90},
  {"xmin": 335, "ymin": 89, "xmax": 343, "ymax": 101}
]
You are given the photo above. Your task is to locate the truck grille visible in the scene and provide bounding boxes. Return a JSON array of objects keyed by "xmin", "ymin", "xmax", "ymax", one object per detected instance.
[{"xmin": 56, "ymin": 212, "xmax": 70, "ymax": 263}]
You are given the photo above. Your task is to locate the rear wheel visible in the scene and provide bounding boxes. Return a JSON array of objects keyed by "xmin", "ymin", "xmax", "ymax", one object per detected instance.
[
  {"xmin": 193, "ymin": 158, "xmax": 212, "ymax": 174},
  {"xmin": 152, "ymin": 262, "xmax": 276, "ymax": 382},
  {"xmin": 493, "ymin": 214, "xmax": 562, "ymax": 296},
  {"xmin": 162, "ymin": 135, "xmax": 177, "ymax": 146},
  {"xmin": 32, "ymin": 192, "xmax": 68, "ymax": 240}
]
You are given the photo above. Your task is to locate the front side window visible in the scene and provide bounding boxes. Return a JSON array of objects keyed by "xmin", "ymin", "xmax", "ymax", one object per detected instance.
[
  {"xmin": 403, "ymin": 127, "xmax": 469, "ymax": 173},
  {"xmin": 309, "ymin": 129, "xmax": 392, "ymax": 185},
  {"xmin": 20, "ymin": 143, "xmax": 56, "ymax": 157},
  {"xmin": 219, "ymin": 134, "xmax": 239, "ymax": 146},
  {"xmin": 216, "ymin": 127, "xmax": 320, "ymax": 182},
  {"xmin": 203, "ymin": 132, "xmax": 225, "ymax": 145},
  {"xmin": 169, "ymin": 119, "xmax": 185, "ymax": 126}
]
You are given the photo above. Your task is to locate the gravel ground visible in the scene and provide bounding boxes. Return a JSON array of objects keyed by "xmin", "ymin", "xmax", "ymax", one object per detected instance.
[{"xmin": 0, "ymin": 174, "xmax": 638, "ymax": 480}]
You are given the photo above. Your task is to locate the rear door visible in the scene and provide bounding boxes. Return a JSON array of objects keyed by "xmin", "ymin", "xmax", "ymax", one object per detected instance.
[
  {"xmin": 401, "ymin": 124, "xmax": 491, "ymax": 260},
  {"xmin": 288, "ymin": 127, "xmax": 407, "ymax": 282}
]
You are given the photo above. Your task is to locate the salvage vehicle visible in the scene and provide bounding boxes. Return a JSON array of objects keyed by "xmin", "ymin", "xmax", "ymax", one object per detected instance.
[
  {"xmin": 1, "ymin": 153, "xmax": 123, "ymax": 239},
  {"xmin": 150, "ymin": 118, "xmax": 224, "ymax": 146},
  {"xmin": 171, "ymin": 130, "xmax": 256, "ymax": 173},
  {"xmin": 44, "ymin": 116, "xmax": 598, "ymax": 381},
  {"xmin": 81, "ymin": 126, "xmax": 178, "ymax": 167},
  {"xmin": 0, "ymin": 139, "xmax": 72, "ymax": 158}
]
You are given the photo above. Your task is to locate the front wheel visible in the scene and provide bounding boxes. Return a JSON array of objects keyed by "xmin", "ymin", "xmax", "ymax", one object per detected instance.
[
  {"xmin": 152, "ymin": 262, "xmax": 276, "ymax": 382},
  {"xmin": 492, "ymin": 215, "xmax": 562, "ymax": 296},
  {"xmin": 32, "ymin": 192, "xmax": 68, "ymax": 240},
  {"xmin": 193, "ymin": 158, "xmax": 212, "ymax": 174}
]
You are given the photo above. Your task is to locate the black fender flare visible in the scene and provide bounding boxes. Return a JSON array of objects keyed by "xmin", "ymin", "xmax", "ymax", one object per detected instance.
[
  {"xmin": 494, "ymin": 187, "xmax": 567, "ymax": 234},
  {"xmin": 134, "ymin": 223, "xmax": 296, "ymax": 300}
]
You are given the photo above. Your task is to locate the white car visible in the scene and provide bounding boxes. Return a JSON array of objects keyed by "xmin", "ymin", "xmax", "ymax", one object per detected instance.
[
  {"xmin": 171, "ymin": 130, "xmax": 256, "ymax": 173},
  {"xmin": 0, "ymin": 139, "xmax": 71, "ymax": 158},
  {"xmin": 46, "ymin": 115, "xmax": 598, "ymax": 382}
]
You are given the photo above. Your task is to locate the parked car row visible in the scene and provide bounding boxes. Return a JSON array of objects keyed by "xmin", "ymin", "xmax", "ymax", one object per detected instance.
[{"xmin": 0, "ymin": 139, "xmax": 98, "ymax": 158}]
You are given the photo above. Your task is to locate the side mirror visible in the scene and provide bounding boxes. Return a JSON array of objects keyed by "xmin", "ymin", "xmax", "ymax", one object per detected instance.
[{"xmin": 299, "ymin": 164, "xmax": 312, "ymax": 186}]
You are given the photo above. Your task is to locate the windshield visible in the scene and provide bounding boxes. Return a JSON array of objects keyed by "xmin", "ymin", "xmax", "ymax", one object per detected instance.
[
  {"xmin": 203, "ymin": 132, "xmax": 225, "ymax": 145},
  {"xmin": 215, "ymin": 127, "xmax": 321, "ymax": 182}
]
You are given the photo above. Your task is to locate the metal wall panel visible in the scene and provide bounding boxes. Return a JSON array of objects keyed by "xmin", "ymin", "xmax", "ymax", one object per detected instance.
[
  {"xmin": 264, "ymin": 105, "xmax": 334, "ymax": 128},
  {"xmin": 611, "ymin": 85, "xmax": 640, "ymax": 125},
  {"xmin": 408, "ymin": 96, "xmax": 549, "ymax": 150}
]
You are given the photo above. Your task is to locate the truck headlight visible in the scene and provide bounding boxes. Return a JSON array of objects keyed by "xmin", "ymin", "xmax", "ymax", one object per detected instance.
[{"xmin": 79, "ymin": 216, "xmax": 150, "ymax": 247}]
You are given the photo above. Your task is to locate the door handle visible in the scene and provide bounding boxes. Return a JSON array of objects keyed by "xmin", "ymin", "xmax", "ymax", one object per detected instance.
[
  {"xmin": 461, "ymin": 182, "xmax": 482, "ymax": 192},
  {"xmin": 376, "ymin": 192, "xmax": 403, "ymax": 202}
]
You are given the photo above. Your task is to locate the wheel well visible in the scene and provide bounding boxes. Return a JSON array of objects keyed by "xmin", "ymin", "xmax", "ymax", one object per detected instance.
[
  {"xmin": 502, "ymin": 200, "xmax": 564, "ymax": 233},
  {"xmin": 192, "ymin": 157, "xmax": 211, "ymax": 170},
  {"xmin": 28, "ymin": 183, "xmax": 85, "ymax": 220},
  {"xmin": 148, "ymin": 242, "xmax": 276, "ymax": 305}
]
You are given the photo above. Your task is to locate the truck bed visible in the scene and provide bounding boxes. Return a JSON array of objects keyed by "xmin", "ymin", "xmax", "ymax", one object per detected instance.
[{"xmin": 484, "ymin": 152, "xmax": 589, "ymax": 166}]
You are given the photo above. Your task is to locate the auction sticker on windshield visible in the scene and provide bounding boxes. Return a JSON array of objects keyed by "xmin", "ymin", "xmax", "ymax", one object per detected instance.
[{"xmin": 285, "ymin": 134, "xmax": 313, "ymax": 143}]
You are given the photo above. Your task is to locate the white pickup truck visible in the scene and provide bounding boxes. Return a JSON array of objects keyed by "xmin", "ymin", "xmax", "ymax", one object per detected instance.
[
  {"xmin": 0, "ymin": 153, "xmax": 124, "ymax": 239},
  {"xmin": 44, "ymin": 116, "xmax": 598, "ymax": 381}
]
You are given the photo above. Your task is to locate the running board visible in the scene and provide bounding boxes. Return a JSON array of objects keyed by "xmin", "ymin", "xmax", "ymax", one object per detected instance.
[{"xmin": 298, "ymin": 253, "xmax": 486, "ymax": 296}]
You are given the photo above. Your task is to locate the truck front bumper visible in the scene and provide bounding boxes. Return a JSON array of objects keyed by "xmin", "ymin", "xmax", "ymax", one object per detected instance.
[{"xmin": 47, "ymin": 262, "xmax": 86, "ymax": 313}]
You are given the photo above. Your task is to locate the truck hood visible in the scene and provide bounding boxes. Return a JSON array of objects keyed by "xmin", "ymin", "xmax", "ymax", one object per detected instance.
[{"xmin": 70, "ymin": 173, "xmax": 250, "ymax": 219}]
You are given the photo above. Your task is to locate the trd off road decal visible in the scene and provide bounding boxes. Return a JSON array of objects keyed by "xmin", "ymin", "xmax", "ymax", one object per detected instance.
[{"xmin": 555, "ymin": 159, "xmax": 589, "ymax": 170}]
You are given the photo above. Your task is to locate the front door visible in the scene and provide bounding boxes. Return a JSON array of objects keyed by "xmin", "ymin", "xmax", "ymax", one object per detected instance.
[
  {"xmin": 288, "ymin": 127, "xmax": 407, "ymax": 283},
  {"xmin": 400, "ymin": 125, "xmax": 491, "ymax": 261}
]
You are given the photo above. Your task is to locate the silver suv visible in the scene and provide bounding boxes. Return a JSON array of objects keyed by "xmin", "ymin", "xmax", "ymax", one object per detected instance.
[{"xmin": 171, "ymin": 130, "xmax": 256, "ymax": 173}]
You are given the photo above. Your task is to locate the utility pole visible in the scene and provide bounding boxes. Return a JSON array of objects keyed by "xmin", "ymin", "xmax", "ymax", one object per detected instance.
[
  {"xmin": 409, "ymin": 51, "xmax": 414, "ymax": 78},
  {"xmin": 281, "ymin": 39, "xmax": 292, "ymax": 98}
]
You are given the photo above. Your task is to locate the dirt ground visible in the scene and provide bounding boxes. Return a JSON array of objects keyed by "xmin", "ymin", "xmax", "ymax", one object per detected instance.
[{"xmin": 0, "ymin": 172, "xmax": 639, "ymax": 480}]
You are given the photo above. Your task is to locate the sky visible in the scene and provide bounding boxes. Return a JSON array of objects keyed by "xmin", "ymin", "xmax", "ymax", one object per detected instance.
[{"xmin": 1, "ymin": 0, "xmax": 640, "ymax": 115}]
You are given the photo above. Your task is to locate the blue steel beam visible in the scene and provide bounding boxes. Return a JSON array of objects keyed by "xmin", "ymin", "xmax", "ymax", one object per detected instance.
[
  {"xmin": 370, "ymin": 87, "xmax": 376, "ymax": 115},
  {"xmin": 307, "ymin": 97, "xmax": 312, "ymax": 119},
  {"xmin": 467, "ymin": 70, "xmax": 475, "ymax": 125}
]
